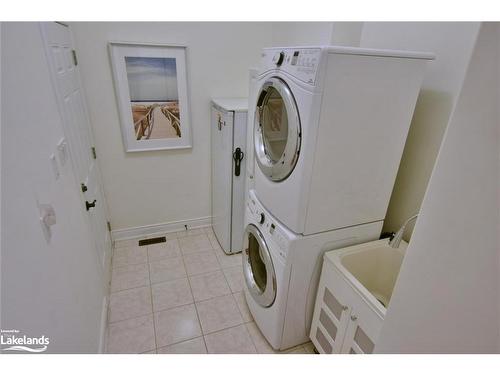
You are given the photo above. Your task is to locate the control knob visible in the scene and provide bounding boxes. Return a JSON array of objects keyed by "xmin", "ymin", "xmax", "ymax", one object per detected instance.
[
  {"xmin": 272, "ymin": 51, "xmax": 285, "ymax": 66},
  {"xmin": 259, "ymin": 212, "xmax": 265, "ymax": 224}
]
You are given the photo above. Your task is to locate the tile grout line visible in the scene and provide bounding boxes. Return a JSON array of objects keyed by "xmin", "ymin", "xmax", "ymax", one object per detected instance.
[
  {"xmin": 202, "ymin": 322, "xmax": 253, "ymax": 341},
  {"xmin": 111, "ymin": 263, "xmax": 237, "ymax": 296},
  {"xmin": 109, "ymin": 265, "xmax": 149, "ymax": 294},
  {"xmin": 111, "ymin": 238, "xmax": 210, "ymax": 290},
  {"xmin": 241, "ymin": 321, "xmax": 260, "ymax": 354},
  {"xmin": 108, "ymin": 279, "xmax": 235, "ymax": 326},
  {"xmin": 232, "ymin": 291, "xmax": 253, "ymax": 324},
  {"xmin": 228, "ymin": 287, "xmax": 258, "ymax": 353},
  {"xmin": 180, "ymin": 228, "xmax": 242, "ymax": 352},
  {"xmin": 108, "ymin": 311, "xmax": 155, "ymax": 326},
  {"xmin": 211, "ymin": 233, "xmax": 258, "ymax": 353},
  {"xmin": 179, "ymin": 240, "xmax": 208, "ymax": 354},
  {"xmin": 110, "ymin": 239, "xmax": 232, "ymax": 291},
  {"xmin": 156, "ymin": 334, "xmax": 205, "ymax": 353},
  {"xmin": 111, "ymin": 230, "xmax": 251, "ymax": 353},
  {"xmin": 145, "ymin": 243, "xmax": 158, "ymax": 352}
]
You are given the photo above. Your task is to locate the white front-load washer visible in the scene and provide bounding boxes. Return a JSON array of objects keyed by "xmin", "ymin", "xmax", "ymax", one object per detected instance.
[
  {"xmin": 242, "ymin": 189, "xmax": 381, "ymax": 350},
  {"xmin": 252, "ymin": 46, "xmax": 434, "ymax": 235}
]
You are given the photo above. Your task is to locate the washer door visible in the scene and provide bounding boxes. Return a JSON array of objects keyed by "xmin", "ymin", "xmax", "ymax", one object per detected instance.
[
  {"xmin": 243, "ymin": 224, "xmax": 277, "ymax": 307},
  {"xmin": 254, "ymin": 77, "xmax": 301, "ymax": 182}
]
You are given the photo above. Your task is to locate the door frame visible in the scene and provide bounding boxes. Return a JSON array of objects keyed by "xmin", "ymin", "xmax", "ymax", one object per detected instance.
[
  {"xmin": 39, "ymin": 22, "xmax": 112, "ymax": 353},
  {"xmin": 39, "ymin": 21, "xmax": 111, "ymax": 242}
]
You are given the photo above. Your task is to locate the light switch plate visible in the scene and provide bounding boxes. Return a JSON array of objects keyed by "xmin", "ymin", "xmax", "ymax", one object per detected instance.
[{"xmin": 57, "ymin": 138, "xmax": 68, "ymax": 166}]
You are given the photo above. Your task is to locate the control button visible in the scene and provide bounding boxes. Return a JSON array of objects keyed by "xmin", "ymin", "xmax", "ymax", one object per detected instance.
[{"xmin": 259, "ymin": 212, "xmax": 265, "ymax": 224}]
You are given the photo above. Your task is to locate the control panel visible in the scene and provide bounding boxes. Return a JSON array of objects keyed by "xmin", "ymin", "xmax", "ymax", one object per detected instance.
[
  {"xmin": 259, "ymin": 47, "xmax": 322, "ymax": 85},
  {"xmin": 268, "ymin": 222, "xmax": 289, "ymax": 260},
  {"xmin": 247, "ymin": 191, "xmax": 290, "ymax": 260}
]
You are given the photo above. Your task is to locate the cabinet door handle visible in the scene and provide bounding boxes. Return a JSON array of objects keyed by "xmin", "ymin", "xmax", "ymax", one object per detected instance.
[
  {"xmin": 86, "ymin": 199, "xmax": 97, "ymax": 211},
  {"xmin": 350, "ymin": 315, "xmax": 357, "ymax": 321},
  {"xmin": 233, "ymin": 147, "xmax": 244, "ymax": 177}
]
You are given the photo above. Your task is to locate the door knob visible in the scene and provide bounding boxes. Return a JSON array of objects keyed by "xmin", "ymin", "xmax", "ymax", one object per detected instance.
[{"xmin": 85, "ymin": 199, "xmax": 97, "ymax": 211}]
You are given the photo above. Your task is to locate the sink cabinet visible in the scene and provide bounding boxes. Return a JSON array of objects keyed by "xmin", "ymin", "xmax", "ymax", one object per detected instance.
[{"xmin": 310, "ymin": 253, "xmax": 384, "ymax": 354}]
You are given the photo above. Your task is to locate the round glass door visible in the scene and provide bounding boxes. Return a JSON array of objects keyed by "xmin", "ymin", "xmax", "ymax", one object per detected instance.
[
  {"xmin": 254, "ymin": 77, "xmax": 301, "ymax": 182},
  {"xmin": 243, "ymin": 224, "xmax": 276, "ymax": 307}
]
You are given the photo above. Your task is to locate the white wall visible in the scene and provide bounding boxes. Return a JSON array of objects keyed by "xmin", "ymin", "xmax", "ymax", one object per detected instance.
[
  {"xmin": 271, "ymin": 22, "xmax": 334, "ymax": 46},
  {"xmin": 360, "ymin": 22, "xmax": 480, "ymax": 239},
  {"xmin": 0, "ymin": 21, "xmax": 3, "ymax": 328},
  {"xmin": 71, "ymin": 22, "xmax": 272, "ymax": 233},
  {"xmin": 271, "ymin": 22, "xmax": 362, "ymax": 47},
  {"xmin": 375, "ymin": 23, "xmax": 499, "ymax": 353},
  {"xmin": 268, "ymin": 22, "xmax": 479, "ymax": 242},
  {"xmin": 498, "ymin": 24, "xmax": 500, "ymax": 352},
  {"xmin": 71, "ymin": 21, "xmax": 481, "ymax": 242},
  {"xmin": 330, "ymin": 22, "xmax": 363, "ymax": 46},
  {"xmin": 1, "ymin": 23, "xmax": 106, "ymax": 352}
]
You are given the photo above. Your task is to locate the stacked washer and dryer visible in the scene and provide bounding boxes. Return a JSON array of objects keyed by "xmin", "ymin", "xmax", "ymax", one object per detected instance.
[{"xmin": 242, "ymin": 46, "xmax": 434, "ymax": 350}]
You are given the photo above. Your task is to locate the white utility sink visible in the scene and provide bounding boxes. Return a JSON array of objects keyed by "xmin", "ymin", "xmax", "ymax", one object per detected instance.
[{"xmin": 325, "ymin": 238, "xmax": 407, "ymax": 315}]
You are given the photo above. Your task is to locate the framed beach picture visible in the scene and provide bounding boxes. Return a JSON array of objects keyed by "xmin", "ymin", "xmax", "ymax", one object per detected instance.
[{"xmin": 108, "ymin": 42, "xmax": 192, "ymax": 152}]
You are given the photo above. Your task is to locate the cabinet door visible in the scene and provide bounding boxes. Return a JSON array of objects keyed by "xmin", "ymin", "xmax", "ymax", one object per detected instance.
[
  {"xmin": 340, "ymin": 312, "xmax": 377, "ymax": 354},
  {"xmin": 310, "ymin": 264, "xmax": 352, "ymax": 353},
  {"xmin": 211, "ymin": 106, "xmax": 234, "ymax": 252}
]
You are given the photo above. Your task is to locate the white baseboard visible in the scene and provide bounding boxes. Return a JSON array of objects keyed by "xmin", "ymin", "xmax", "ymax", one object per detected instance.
[
  {"xmin": 98, "ymin": 295, "xmax": 108, "ymax": 354},
  {"xmin": 111, "ymin": 216, "xmax": 212, "ymax": 242}
]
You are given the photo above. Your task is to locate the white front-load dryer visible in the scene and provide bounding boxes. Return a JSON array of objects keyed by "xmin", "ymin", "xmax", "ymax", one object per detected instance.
[
  {"xmin": 242, "ymin": 190, "xmax": 382, "ymax": 350},
  {"xmin": 253, "ymin": 46, "xmax": 434, "ymax": 235}
]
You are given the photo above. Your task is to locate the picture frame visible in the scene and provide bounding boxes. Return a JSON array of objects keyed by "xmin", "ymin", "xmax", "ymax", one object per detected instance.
[{"xmin": 108, "ymin": 42, "xmax": 192, "ymax": 152}]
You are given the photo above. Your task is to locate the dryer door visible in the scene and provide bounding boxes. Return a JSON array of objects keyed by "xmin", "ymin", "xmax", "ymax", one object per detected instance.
[
  {"xmin": 254, "ymin": 77, "xmax": 301, "ymax": 182},
  {"xmin": 243, "ymin": 224, "xmax": 277, "ymax": 307}
]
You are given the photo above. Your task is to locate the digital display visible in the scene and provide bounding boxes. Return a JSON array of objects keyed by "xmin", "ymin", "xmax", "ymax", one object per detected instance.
[{"xmin": 291, "ymin": 51, "xmax": 299, "ymax": 65}]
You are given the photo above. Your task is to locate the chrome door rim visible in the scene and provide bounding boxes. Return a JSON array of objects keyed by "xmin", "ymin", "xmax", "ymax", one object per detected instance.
[
  {"xmin": 254, "ymin": 77, "xmax": 301, "ymax": 182},
  {"xmin": 243, "ymin": 224, "xmax": 277, "ymax": 307}
]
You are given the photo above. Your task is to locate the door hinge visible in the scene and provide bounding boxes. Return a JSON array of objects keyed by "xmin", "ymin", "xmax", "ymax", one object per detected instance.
[
  {"xmin": 72, "ymin": 49, "xmax": 78, "ymax": 66},
  {"xmin": 91, "ymin": 146, "xmax": 97, "ymax": 159},
  {"xmin": 107, "ymin": 221, "xmax": 112, "ymax": 231}
]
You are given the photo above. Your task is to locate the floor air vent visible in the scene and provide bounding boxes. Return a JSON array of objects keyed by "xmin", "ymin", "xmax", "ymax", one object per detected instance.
[{"xmin": 138, "ymin": 236, "xmax": 166, "ymax": 246}]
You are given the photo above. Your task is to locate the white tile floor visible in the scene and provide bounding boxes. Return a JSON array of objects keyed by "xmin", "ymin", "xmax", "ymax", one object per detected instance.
[{"xmin": 106, "ymin": 227, "xmax": 316, "ymax": 354}]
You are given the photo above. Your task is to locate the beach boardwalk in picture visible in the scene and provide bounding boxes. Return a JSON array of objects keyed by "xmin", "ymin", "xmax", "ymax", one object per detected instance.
[{"xmin": 124, "ymin": 57, "xmax": 181, "ymax": 140}]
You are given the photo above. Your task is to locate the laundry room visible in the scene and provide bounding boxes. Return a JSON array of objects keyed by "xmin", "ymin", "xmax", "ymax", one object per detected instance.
[{"xmin": 1, "ymin": 0, "xmax": 500, "ymax": 373}]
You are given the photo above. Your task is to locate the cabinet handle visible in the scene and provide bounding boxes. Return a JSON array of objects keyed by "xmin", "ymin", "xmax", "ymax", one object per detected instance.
[
  {"xmin": 350, "ymin": 315, "xmax": 357, "ymax": 321},
  {"xmin": 233, "ymin": 147, "xmax": 244, "ymax": 177},
  {"xmin": 85, "ymin": 199, "xmax": 97, "ymax": 211}
]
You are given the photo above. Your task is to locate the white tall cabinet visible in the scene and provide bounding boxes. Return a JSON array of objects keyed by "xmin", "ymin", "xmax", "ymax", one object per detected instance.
[{"xmin": 211, "ymin": 98, "xmax": 248, "ymax": 254}]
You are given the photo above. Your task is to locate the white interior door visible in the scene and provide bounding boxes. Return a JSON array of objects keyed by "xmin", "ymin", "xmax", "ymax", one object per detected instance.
[
  {"xmin": 40, "ymin": 22, "xmax": 112, "ymax": 280},
  {"xmin": 211, "ymin": 105, "xmax": 234, "ymax": 253}
]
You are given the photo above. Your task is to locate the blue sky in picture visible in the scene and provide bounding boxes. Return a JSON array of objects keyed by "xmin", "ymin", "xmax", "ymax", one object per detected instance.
[{"xmin": 125, "ymin": 57, "xmax": 179, "ymax": 102}]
